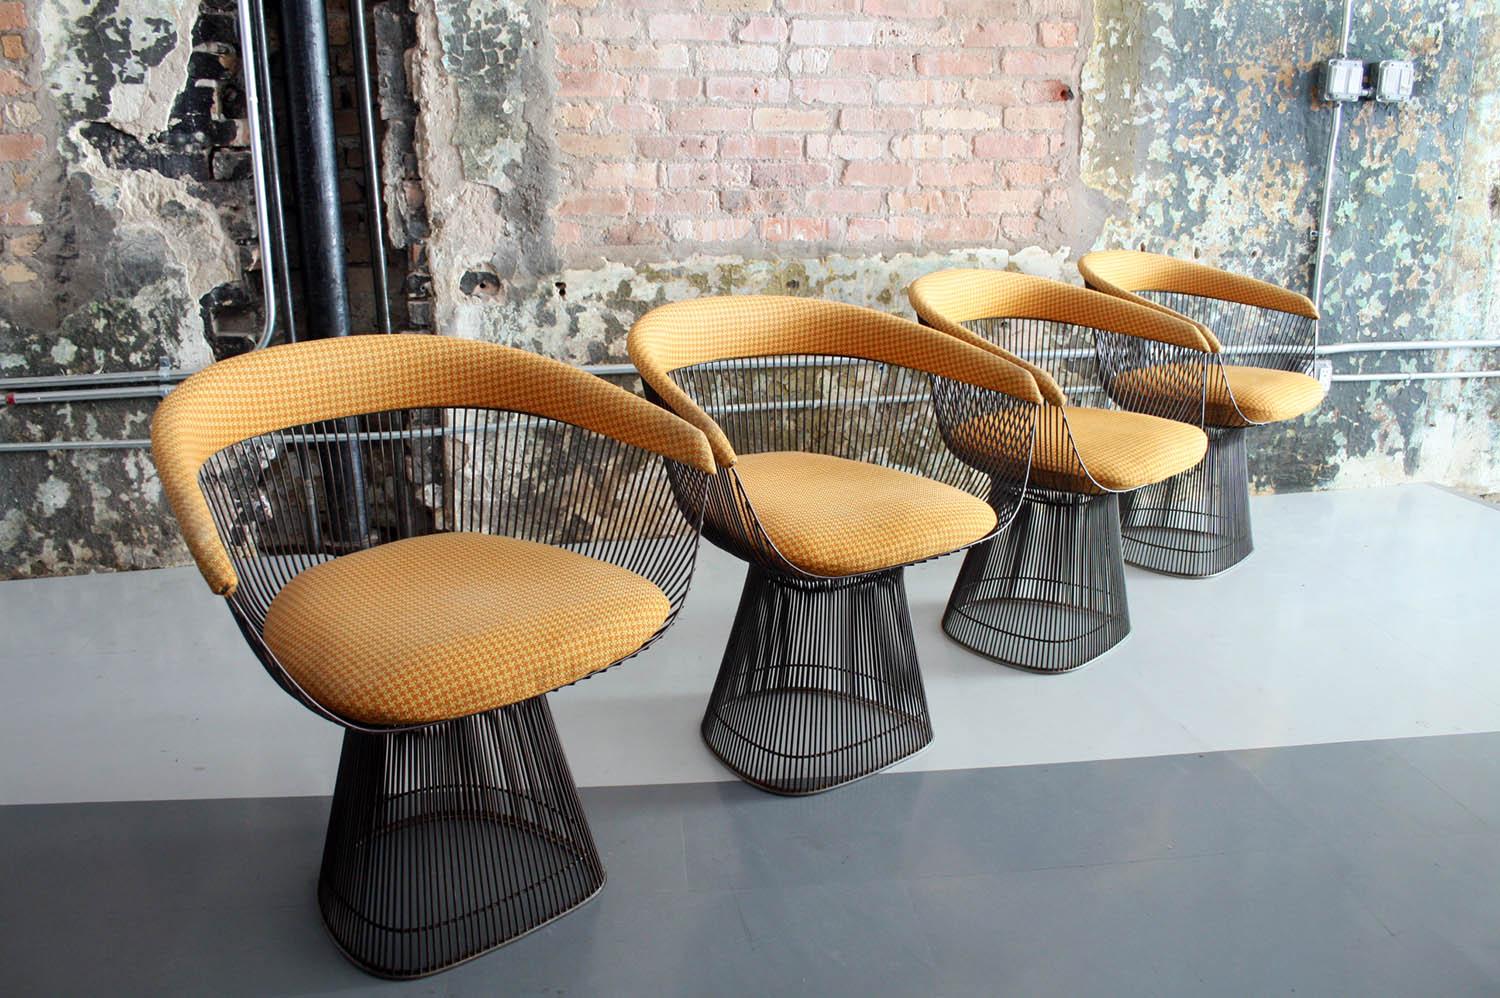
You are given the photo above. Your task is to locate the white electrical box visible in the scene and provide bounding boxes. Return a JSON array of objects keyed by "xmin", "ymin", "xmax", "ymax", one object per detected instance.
[
  {"xmin": 1323, "ymin": 58, "xmax": 1366, "ymax": 102},
  {"xmin": 1374, "ymin": 60, "xmax": 1415, "ymax": 103}
]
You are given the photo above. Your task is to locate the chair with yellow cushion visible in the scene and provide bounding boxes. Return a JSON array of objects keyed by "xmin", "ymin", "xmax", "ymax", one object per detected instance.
[
  {"xmin": 629, "ymin": 295, "xmax": 1040, "ymax": 794},
  {"xmin": 908, "ymin": 269, "xmax": 1210, "ymax": 672},
  {"xmin": 150, "ymin": 334, "xmax": 714, "ymax": 978},
  {"xmin": 1078, "ymin": 250, "xmax": 1325, "ymax": 576}
]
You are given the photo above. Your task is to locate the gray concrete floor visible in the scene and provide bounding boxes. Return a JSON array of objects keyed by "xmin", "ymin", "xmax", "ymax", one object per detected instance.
[
  {"xmin": 3, "ymin": 482, "xmax": 1499, "ymax": 994},
  {"xmin": 4, "ymin": 735, "xmax": 1499, "ymax": 996}
]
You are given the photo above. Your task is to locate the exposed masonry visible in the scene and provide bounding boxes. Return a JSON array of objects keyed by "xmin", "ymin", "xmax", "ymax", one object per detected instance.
[{"xmin": 1, "ymin": 0, "xmax": 1498, "ymax": 580}]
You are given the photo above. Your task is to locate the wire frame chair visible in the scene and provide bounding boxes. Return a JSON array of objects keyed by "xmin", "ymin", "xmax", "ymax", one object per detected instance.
[
  {"xmin": 630, "ymin": 295, "xmax": 1040, "ymax": 794},
  {"xmin": 1080, "ymin": 250, "xmax": 1323, "ymax": 576},
  {"xmin": 909, "ymin": 270, "xmax": 1212, "ymax": 672},
  {"xmin": 152, "ymin": 335, "xmax": 712, "ymax": 978}
]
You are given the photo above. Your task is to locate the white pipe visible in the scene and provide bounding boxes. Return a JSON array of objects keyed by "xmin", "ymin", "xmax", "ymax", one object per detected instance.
[
  {"xmin": 1333, "ymin": 370, "xmax": 1500, "ymax": 383},
  {"xmin": 1319, "ymin": 339, "xmax": 1500, "ymax": 355},
  {"xmin": 237, "ymin": 0, "xmax": 278, "ymax": 350},
  {"xmin": 1310, "ymin": 0, "xmax": 1358, "ymax": 314}
]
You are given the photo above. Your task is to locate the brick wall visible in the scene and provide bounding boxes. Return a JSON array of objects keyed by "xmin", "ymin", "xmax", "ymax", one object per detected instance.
[
  {"xmin": 0, "ymin": 0, "xmax": 42, "ymax": 289},
  {"xmin": 548, "ymin": 0, "xmax": 1080, "ymax": 261}
]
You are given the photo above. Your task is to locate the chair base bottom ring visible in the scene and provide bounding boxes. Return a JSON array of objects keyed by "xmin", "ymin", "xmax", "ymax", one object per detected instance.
[
  {"xmin": 943, "ymin": 489, "xmax": 1130, "ymax": 673},
  {"xmin": 1119, "ymin": 425, "xmax": 1253, "ymax": 578},
  {"xmin": 317, "ymin": 697, "xmax": 605, "ymax": 979},
  {"xmin": 702, "ymin": 565, "xmax": 934, "ymax": 796}
]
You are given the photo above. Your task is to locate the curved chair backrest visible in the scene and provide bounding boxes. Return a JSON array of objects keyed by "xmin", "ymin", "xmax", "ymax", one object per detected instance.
[
  {"xmin": 628, "ymin": 294, "xmax": 1042, "ymax": 469},
  {"xmin": 909, "ymin": 269, "xmax": 1213, "ymax": 416},
  {"xmin": 153, "ymin": 334, "xmax": 715, "ymax": 601},
  {"xmin": 1079, "ymin": 250, "xmax": 1319, "ymax": 369}
]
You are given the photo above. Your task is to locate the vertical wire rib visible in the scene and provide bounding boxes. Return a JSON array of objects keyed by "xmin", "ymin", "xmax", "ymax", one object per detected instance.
[
  {"xmin": 197, "ymin": 405, "xmax": 707, "ymax": 976},
  {"xmin": 653, "ymin": 354, "xmax": 1028, "ymax": 792},
  {"xmin": 933, "ymin": 315, "xmax": 1136, "ymax": 672},
  {"xmin": 1107, "ymin": 290, "xmax": 1315, "ymax": 577}
]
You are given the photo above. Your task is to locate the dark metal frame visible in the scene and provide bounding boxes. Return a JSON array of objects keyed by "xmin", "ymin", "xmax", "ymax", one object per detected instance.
[
  {"xmin": 199, "ymin": 406, "xmax": 708, "ymax": 977},
  {"xmin": 1114, "ymin": 289, "xmax": 1319, "ymax": 577},
  {"xmin": 933, "ymin": 315, "xmax": 1206, "ymax": 671},
  {"xmin": 653, "ymin": 354, "xmax": 1035, "ymax": 794}
]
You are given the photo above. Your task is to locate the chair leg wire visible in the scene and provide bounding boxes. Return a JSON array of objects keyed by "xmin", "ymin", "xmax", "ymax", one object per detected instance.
[
  {"xmin": 1118, "ymin": 426, "xmax": 1253, "ymax": 578},
  {"xmin": 702, "ymin": 566, "xmax": 934, "ymax": 796},
  {"xmin": 943, "ymin": 489, "xmax": 1130, "ymax": 673},
  {"xmin": 317, "ymin": 697, "xmax": 605, "ymax": 978}
]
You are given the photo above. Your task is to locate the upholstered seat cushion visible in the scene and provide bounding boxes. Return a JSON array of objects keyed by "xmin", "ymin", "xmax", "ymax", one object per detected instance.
[
  {"xmin": 729, "ymin": 451, "xmax": 997, "ymax": 577},
  {"xmin": 263, "ymin": 532, "xmax": 670, "ymax": 726},
  {"xmin": 1111, "ymin": 364, "xmax": 1325, "ymax": 426},
  {"xmin": 1038, "ymin": 406, "xmax": 1208, "ymax": 493}
]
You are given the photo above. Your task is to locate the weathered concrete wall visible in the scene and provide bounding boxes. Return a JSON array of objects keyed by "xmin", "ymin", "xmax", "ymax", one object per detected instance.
[
  {"xmin": 0, "ymin": 0, "xmax": 260, "ymax": 577},
  {"xmin": 1081, "ymin": 0, "xmax": 1500, "ymax": 492},
  {"xmin": 1, "ymin": 0, "xmax": 1496, "ymax": 579}
]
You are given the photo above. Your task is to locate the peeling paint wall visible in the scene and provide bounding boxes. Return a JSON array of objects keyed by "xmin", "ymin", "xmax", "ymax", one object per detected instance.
[
  {"xmin": 0, "ymin": 0, "xmax": 258, "ymax": 578},
  {"xmin": 2, "ymin": 0, "xmax": 1497, "ymax": 580},
  {"xmin": 1081, "ymin": 0, "xmax": 1500, "ymax": 493}
]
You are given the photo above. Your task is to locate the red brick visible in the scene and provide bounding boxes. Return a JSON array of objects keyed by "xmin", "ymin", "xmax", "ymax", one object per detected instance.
[
  {"xmin": 720, "ymin": 134, "xmax": 804, "ymax": 158},
  {"xmin": 875, "ymin": 79, "xmax": 960, "ymax": 104},
  {"xmin": 1039, "ymin": 20, "xmax": 1079, "ymax": 47},
  {"xmin": 604, "ymin": 45, "xmax": 690, "ymax": 70},
  {"xmin": 696, "ymin": 44, "xmax": 780, "ymax": 72},
  {"xmin": 706, "ymin": 76, "xmax": 790, "ymax": 103},
  {"xmin": 669, "ymin": 107, "xmax": 751, "ymax": 132},
  {"xmin": 0, "ymin": 67, "xmax": 29, "ymax": 95},
  {"xmin": 793, "ymin": 77, "xmax": 871, "ymax": 104},
  {"xmin": 1023, "ymin": 79, "xmax": 1075, "ymax": 103},
  {"xmin": 0, "ymin": 3, "xmax": 25, "ymax": 30},
  {"xmin": 590, "ymin": 161, "xmax": 659, "ymax": 188},
  {"xmin": 555, "ymin": 42, "xmax": 600, "ymax": 68},
  {"xmin": 753, "ymin": 107, "xmax": 831, "ymax": 131},
  {"xmin": 579, "ymin": 15, "xmax": 639, "ymax": 38},
  {"xmin": 636, "ymin": 134, "xmax": 718, "ymax": 158},
  {"xmin": 762, "ymin": 216, "xmax": 829, "ymax": 242},
  {"xmin": 969, "ymin": 188, "xmax": 1044, "ymax": 214},
  {"xmin": 1002, "ymin": 162, "xmax": 1059, "ymax": 186},
  {"xmin": 916, "ymin": 162, "xmax": 995, "ymax": 186},
  {"xmin": 644, "ymin": 190, "xmax": 721, "ymax": 214},
  {"xmin": 750, "ymin": 161, "xmax": 832, "ymax": 186},
  {"xmin": 648, "ymin": 13, "xmax": 732, "ymax": 40},
  {"xmin": 863, "ymin": 0, "xmax": 941, "ymax": 15},
  {"xmin": 556, "ymin": 70, "xmax": 628, "ymax": 97},
  {"xmin": 889, "ymin": 190, "xmax": 964, "ymax": 214},
  {"xmin": 603, "ymin": 221, "xmax": 667, "ymax": 244},
  {"xmin": 827, "ymin": 133, "xmax": 887, "ymax": 159},
  {"xmin": 0, "ymin": 134, "xmax": 42, "ymax": 161},
  {"xmin": 921, "ymin": 107, "xmax": 1001, "ymax": 130},
  {"xmin": 550, "ymin": 14, "xmax": 580, "ymax": 37},
  {"xmin": 558, "ymin": 132, "xmax": 635, "ymax": 156},
  {"xmin": 828, "ymin": 49, "xmax": 911, "ymax": 75},
  {"xmin": 923, "ymin": 217, "xmax": 996, "ymax": 243},
  {"xmin": 609, "ymin": 103, "xmax": 663, "ymax": 130},
  {"xmin": 913, "ymin": 51, "xmax": 992, "ymax": 76},
  {"xmin": 805, "ymin": 188, "xmax": 883, "ymax": 213},
  {"xmin": 889, "ymin": 133, "xmax": 971, "ymax": 159},
  {"xmin": 558, "ymin": 193, "xmax": 631, "ymax": 216},
  {"xmin": 781, "ymin": 0, "xmax": 860, "ymax": 11},
  {"xmin": 789, "ymin": 19, "xmax": 877, "ymax": 46},
  {"xmin": 1001, "ymin": 49, "xmax": 1073, "ymax": 76},
  {"xmin": 723, "ymin": 188, "xmax": 798, "ymax": 213},
  {"xmin": 638, "ymin": 75, "xmax": 703, "ymax": 100},
  {"xmin": 556, "ymin": 103, "xmax": 598, "ymax": 129},
  {"xmin": 738, "ymin": 16, "xmax": 787, "ymax": 42},
  {"xmin": 843, "ymin": 161, "xmax": 913, "ymax": 186},
  {"xmin": 1003, "ymin": 104, "xmax": 1068, "ymax": 131},
  {"xmin": 839, "ymin": 107, "xmax": 918, "ymax": 131},
  {"xmin": 973, "ymin": 132, "xmax": 1050, "ymax": 159},
  {"xmin": 678, "ymin": 218, "xmax": 755, "ymax": 241},
  {"xmin": 963, "ymin": 20, "xmax": 1034, "ymax": 46},
  {"xmin": 844, "ymin": 217, "xmax": 889, "ymax": 242},
  {"xmin": 666, "ymin": 161, "xmax": 749, "ymax": 187},
  {"xmin": 964, "ymin": 78, "xmax": 1023, "ymax": 104}
]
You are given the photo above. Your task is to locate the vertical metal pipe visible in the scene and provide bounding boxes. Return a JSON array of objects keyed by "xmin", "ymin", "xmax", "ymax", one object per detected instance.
[
  {"xmin": 279, "ymin": 0, "xmax": 351, "ymax": 341},
  {"xmin": 251, "ymin": 0, "xmax": 298, "ymax": 342},
  {"xmin": 1310, "ymin": 0, "xmax": 1358, "ymax": 315},
  {"xmin": 346, "ymin": 0, "xmax": 393, "ymax": 335},
  {"xmin": 279, "ymin": 0, "xmax": 367, "ymax": 543},
  {"xmin": 235, "ymin": 0, "xmax": 278, "ymax": 350}
]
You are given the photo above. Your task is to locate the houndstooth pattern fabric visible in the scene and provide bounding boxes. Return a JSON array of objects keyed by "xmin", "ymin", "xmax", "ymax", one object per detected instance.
[
  {"xmin": 150, "ymin": 334, "xmax": 715, "ymax": 596},
  {"xmin": 1111, "ymin": 363, "xmax": 1326, "ymax": 427},
  {"xmin": 1078, "ymin": 250, "xmax": 1321, "ymax": 348},
  {"xmin": 728, "ymin": 451, "xmax": 998, "ymax": 577},
  {"xmin": 628, "ymin": 294, "xmax": 1044, "ymax": 467},
  {"xmin": 908, "ymin": 268, "xmax": 1216, "ymax": 406},
  {"xmin": 262, "ymin": 532, "xmax": 671, "ymax": 725}
]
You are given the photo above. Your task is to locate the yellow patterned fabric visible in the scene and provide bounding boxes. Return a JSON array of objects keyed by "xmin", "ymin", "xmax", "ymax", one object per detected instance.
[
  {"xmin": 151, "ymin": 334, "xmax": 714, "ymax": 596},
  {"xmin": 1078, "ymin": 251, "xmax": 1320, "ymax": 345},
  {"xmin": 1112, "ymin": 364, "xmax": 1326, "ymax": 427},
  {"xmin": 730, "ymin": 451, "xmax": 997, "ymax": 577},
  {"xmin": 907, "ymin": 269, "xmax": 1216, "ymax": 407},
  {"xmin": 263, "ymin": 532, "xmax": 670, "ymax": 726},
  {"xmin": 628, "ymin": 295, "xmax": 1043, "ymax": 467},
  {"xmin": 1038, "ymin": 407, "xmax": 1207, "ymax": 493}
]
